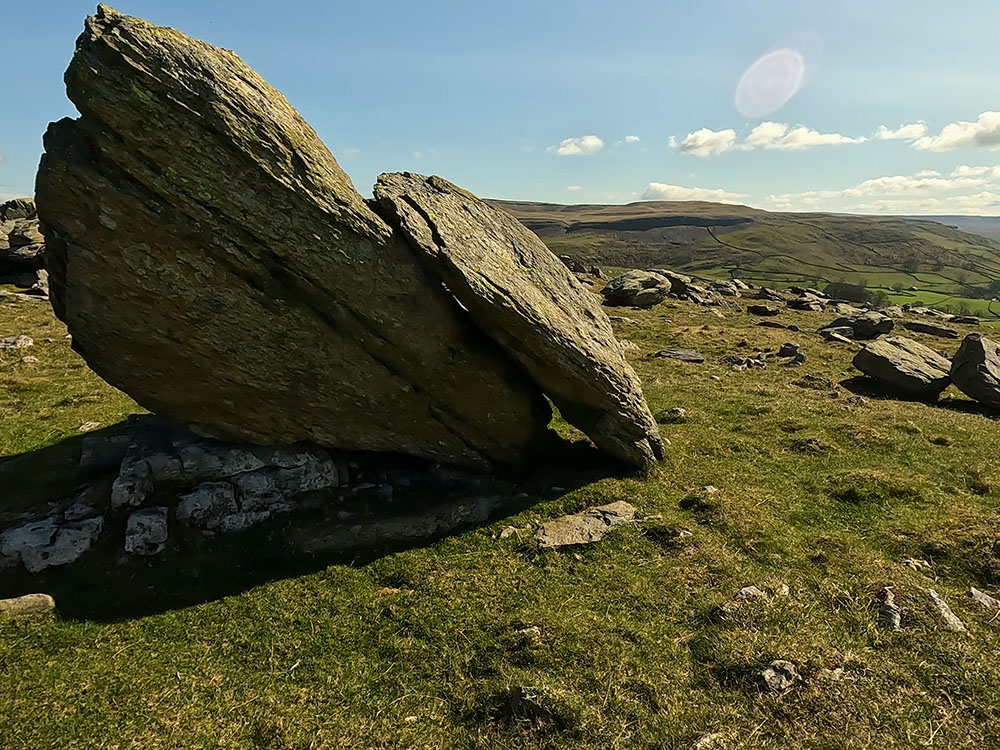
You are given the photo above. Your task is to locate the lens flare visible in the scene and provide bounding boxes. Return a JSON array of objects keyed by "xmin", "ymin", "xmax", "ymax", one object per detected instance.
[{"xmin": 734, "ymin": 48, "xmax": 806, "ymax": 118}]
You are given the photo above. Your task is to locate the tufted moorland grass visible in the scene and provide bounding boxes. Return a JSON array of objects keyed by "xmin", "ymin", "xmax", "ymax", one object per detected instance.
[{"xmin": 2, "ymin": 289, "xmax": 1000, "ymax": 749}]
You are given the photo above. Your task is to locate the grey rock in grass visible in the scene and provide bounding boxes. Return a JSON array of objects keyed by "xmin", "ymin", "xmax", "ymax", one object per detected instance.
[
  {"xmin": 374, "ymin": 172, "xmax": 663, "ymax": 467},
  {"xmin": 950, "ymin": 334, "xmax": 1000, "ymax": 407},
  {"xmin": 926, "ymin": 588, "xmax": 967, "ymax": 632},
  {"xmin": 0, "ymin": 335, "xmax": 33, "ymax": 349},
  {"xmin": 759, "ymin": 660, "xmax": 800, "ymax": 693},
  {"xmin": 748, "ymin": 304, "xmax": 780, "ymax": 316},
  {"xmin": 879, "ymin": 586, "xmax": 902, "ymax": 630},
  {"xmin": 948, "ymin": 315, "xmax": 980, "ymax": 326},
  {"xmin": 852, "ymin": 336, "xmax": 951, "ymax": 397},
  {"xmin": 35, "ymin": 5, "xmax": 550, "ymax": 470},
  {"xmin": 0, "ymin": 593, "xmax": 56, "ymax": 619},
  {"xmin": 124, "ymin": 507, "xmax": 169, "ymax": 556},
  {"xmin": 789, "ymin": 293, "xmax": 825, "ymax": 312},
  {"xmin": 968, "ymin": 587, "xmax": 1000, "ymax": 612},
  {"xmin": 0, "ymin": 516, "xmax": 104, "ymax": 574},
  {"xmin": 902, "ymin": 320, "xmax": 959, "ymax": 339},
  {"xmin": 653, "ymin": 348, "xmax": 705, "ymax": 363},
  {"xmin": 534, "ymin": 501, "xmax": 636, "ymax": 549},
  {"xmin": 600, "ymin": 269, "xmax": 674, "ymax": 308}
]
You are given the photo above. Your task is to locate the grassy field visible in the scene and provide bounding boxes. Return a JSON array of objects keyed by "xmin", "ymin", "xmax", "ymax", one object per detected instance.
[{"xmin": 3, "ymin": 288, "xmax": 1000, "ymax": 748}]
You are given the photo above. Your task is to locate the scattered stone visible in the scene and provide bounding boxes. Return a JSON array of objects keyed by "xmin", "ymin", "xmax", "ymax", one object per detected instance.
[
  {"xmin": 498, "ymin": 525, "xmax": 520, "ymax": 540},
  {"xmin": 968, "ymin": 587, "xmax": 1000, "ymax": 611},
  {"xmin": 852, "ymin": 336, "xmax": 951, "ymax": 397},
  {"xmin": 789, "ymin": 293, "xmax": 825, "ymax": 312},
  {"xmin": 757, "ymin": 320, "xmax": 788, "ymax": 330},
  {"xmin": 124, "ymin": 507, "xmax": 169, "ymax": 556},
  {"xmin": 759, "ymin": 660, "xmax": 800, "ymax": 693},
  {"xmin": 948, "ymin": 315, "xmax": 980, "ymax": 326},
  {"xmin": 0, "ymin": 593, "xmax": 56, "ymax": 619},
  {"xmin": 655, "ymin": 406, "xmax": 687, "ymax": 423},
  {"xmin": 0, "ymin": 516, "xmax": 104, "ymax": 573},
  {"xmin": 19, "ymin": 355, "xmax": 38, "ymax": 364},
  {"xmin": 535, "ymin": 501, "xmax": 636, "ymax": 549},
  {"xmin": 0, "ymin": 334, "xmax": 33, "ymax": 349},
  {"xmin": 817, "ymin": 667, "xmax": 845, "ymax": 682},
  {"xmin": 755, "ymin": 287, "xmax": 787, "ymax": 302},
  {"xmin": 747, "ymin": 304, "xmax": 779, "ymax": 316},
  {"xmin": 78, "ymin": 422, "xmax": 101, "ymax": 432},
  {"xmin": 903, "ymin": 558, "xmax": 932, "ymax": 574},
  {"xmin": 926, "ymin": 588, "xmax": 966, "ymax": 632},
  {"xmin": 902, "ymin": 320, "xmax": 959, "ymax": 339},
  {"xmin": 950, "ymin": 333, "xmax": 1000, "ymax": 407},
  {"xmin": 653, "ymin": 348, "xmax": 705, "ymax": 363},
  {"xmin": 777, "ymin": 342, "xmax": 799, "ymax": 358},
  {"xmin": 878, "ymin": 586, "xmax": 902, "ymax": 630},
  {"xmin": 846, "ymin": 395, "xmax": 869, "ymax": 406}
]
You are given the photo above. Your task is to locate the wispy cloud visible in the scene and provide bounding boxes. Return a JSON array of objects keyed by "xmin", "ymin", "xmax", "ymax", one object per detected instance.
[
  {"xmin": 642, "ymin": 182, "xmax": 746, "ymax": 204},
  {"xmin": 875, "ymin": 122, "xmax": 927, "ymax": 140},
  {"xmin": 671, "ymin": 122, "xmax": 864, "ymax": 156},
  {"xmin": 549, "ymin": 135, "xmax": 604, "ymax": 156},
  {"xmin": 566, "ymin": 185, "xmax": 582, "ymax": 192},
  {"xmin": 913, "ymin": 111, "xmax": 1000, "ymax": 151},
  {"xmin": 765, "ymin": 165, "xmax": 1000, "ymax": 214}
]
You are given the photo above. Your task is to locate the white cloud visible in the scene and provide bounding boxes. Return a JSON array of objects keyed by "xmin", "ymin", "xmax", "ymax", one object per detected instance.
[
  {"xmin": 624, "ymin": 135, "xmax": 640, "ymax": 143},
  {"xmin": 745, "ymin": 122, "xmax": 866, "ymax": 150},
  {"xmin": 642, "ymin": 182, "xmax": 746, "ymax": 204},
  {"xmin": 566, "ymin": 185, "xmax": 582, "ymax": 192},
  {"xmin": 671, "ymin": 122, "xmax": 864, "ymax": 156},
  {"xmin": 549, "ymin": 135, "xmax": 604, "ymax": 156},
  {"xmin": 765, "ymin": 165, "xmax": 1000, "ymax": 214},
  {"xmin": 875, "ymin": 122, "xmax": 927, "ymax": 140},
  {"xmin": 343, "ymin": 147, "xmax": 361, "ymax": 157},
  {"xmin": 675, "ymin": 128, "xmax": 737, "ymax": 156},
  {"xmin": 913, "ymin": 111, "xmax": 1000, "ymax": 151}
]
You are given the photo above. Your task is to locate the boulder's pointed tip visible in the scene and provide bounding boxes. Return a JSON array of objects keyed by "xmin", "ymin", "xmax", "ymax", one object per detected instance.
[{"xmin": 95, "ymin": 3, "xmax": 120, "ymax": 17}]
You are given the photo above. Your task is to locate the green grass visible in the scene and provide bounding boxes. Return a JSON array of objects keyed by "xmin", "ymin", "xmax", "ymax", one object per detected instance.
[{"xmin": 3, "ymin": 292, "xmax": 1000, "ymax": 748}]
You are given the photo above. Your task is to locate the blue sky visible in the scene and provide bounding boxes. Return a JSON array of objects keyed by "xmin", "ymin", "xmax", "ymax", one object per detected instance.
[{"xmin": 4, "ymin": 0, "xmax": 1000, "ymax": 214}]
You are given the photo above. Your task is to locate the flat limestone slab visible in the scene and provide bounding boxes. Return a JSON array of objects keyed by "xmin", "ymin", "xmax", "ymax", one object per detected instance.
[
  {"xmin": 375, "ymin": 172, "xmax": 663, "ymax": 467},
  {"xmin": 852, "ymin": 336, "xmax": 951, "ymax": 397}
]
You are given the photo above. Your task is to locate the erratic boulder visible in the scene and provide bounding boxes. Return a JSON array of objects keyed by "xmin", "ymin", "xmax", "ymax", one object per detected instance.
[
  {"xmin": 0, "ymin": 198, "xmax": 45, "ymax": 272},
  {"xmin": 950, "ymin": 333, "xmax": 1000, "ymax": 407},
  {"xmin": 852, "ymin": 336, "xmax": 952, "ymax": 397},
  {"xmin": 34, "ymin": 5, "xmax": 553, "ymax": 470},
  {"xmin": 34, "ymin": 5, "xmax": 662, "ymax": 469},
  {"xmin": 374, "ymin": 173, "xmax": 663, "ymax": 466}
]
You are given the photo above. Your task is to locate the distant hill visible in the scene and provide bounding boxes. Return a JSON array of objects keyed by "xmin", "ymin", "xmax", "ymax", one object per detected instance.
[
  {"xmin": 908, "ymin": 215, "xmax": 1000, "ymax": 242},
  {"xmin": 493, "ymin": 200, "xmax": 1000, "ymax": 302}
]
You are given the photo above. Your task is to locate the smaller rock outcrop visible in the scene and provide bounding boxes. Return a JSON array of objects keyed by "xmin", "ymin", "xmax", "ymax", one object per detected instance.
[
  {"xmin": 852, "ymin": 336, "xmax": 952, "ymax": 397},
  {"xmin": 601, "ymin": 270, "xmax": 674, "ymax": 308},
  {"xmin": 902, "ymin": 320, "xmax": 959, "ymax": 339},
  {"xmin": 0, "ymin": 198, "xmax": 45, "ymax": 277},
  {"xmin": 747, "ymin": 304, "xmax": 779, "ymax": 316},
  {"xmin": 950, "ymin": 333, "xmax": 1000, "ymax": 407},
  {"xmin": 820, "ymin": 312, "xmax": 893, "ymax": 340}
]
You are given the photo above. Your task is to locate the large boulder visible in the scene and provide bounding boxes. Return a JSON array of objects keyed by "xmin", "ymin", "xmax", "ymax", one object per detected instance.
[
  {"xmin": 35, "ymin": 5, "xmax": 553, "ymax": 470},
  {"xmin": 374, "ymin": 173, "xmax": 663, "ymax": 466},
  {"xmin": 950, "ymin": 333, "xmax": 1000, "ymax": 407},
  {"xmin": 647, "ymin": 269, "xmax": 690, "ymax": 296},
  {"xmin": 852, "ymin": 336, "xmax": 952, "ymax": 397},
  {"xmin": 601, "ymin": 270, "xmax": 672, "ymax": 308}
]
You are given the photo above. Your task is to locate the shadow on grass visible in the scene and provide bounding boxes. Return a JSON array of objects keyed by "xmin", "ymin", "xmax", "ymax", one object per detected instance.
[
  {"xmin": 0, "ymin": 424, "xmax": 622, "ymax": 622},
  {"xmin": 840, "ymin": 376, "xmax": 1000, "ymax": 418}
]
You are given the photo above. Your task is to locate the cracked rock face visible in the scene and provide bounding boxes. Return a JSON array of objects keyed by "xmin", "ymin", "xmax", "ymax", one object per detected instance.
[
  {"xmin": 950, "ymin": 333, "xmax": 1000, "ymax": 407},
  {"xmin": 35, "ymin": 5, "xmax": 551, "ymax": 470},
  {"xmin": 375, "ymin": 173, "xmax": 663, "ymax": 467}
]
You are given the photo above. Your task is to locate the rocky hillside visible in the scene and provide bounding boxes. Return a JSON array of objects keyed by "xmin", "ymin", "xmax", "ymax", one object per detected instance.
[{"xmin": 494, "ymin": 199, "xmax": 1000, "ymax": 300}]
